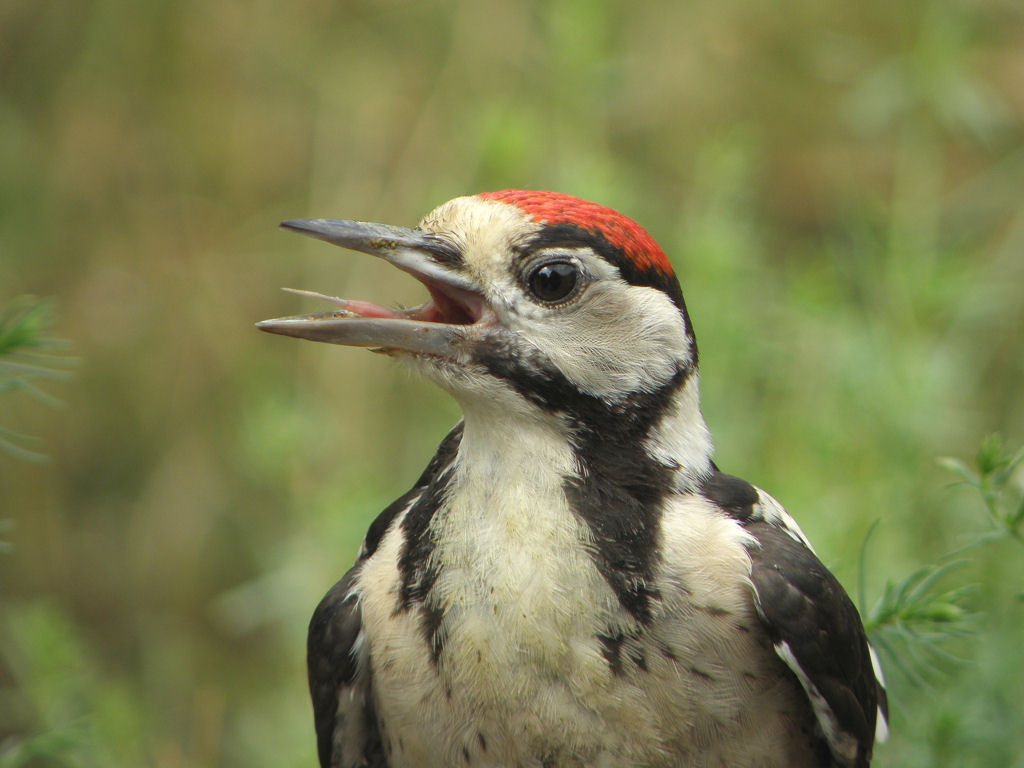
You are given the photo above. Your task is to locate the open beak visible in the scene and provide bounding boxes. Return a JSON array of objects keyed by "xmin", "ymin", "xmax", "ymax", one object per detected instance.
[{"xmin": 257, "ymin": 219, "xmax": 485, "ymax": 357}]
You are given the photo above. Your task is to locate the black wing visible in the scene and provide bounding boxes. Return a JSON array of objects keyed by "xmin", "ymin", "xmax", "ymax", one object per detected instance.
[
  {"xmin": 307, "ymin": 423, "xmax": 465, "ymax": 768},
  {"xmin": 746, "ymin": 520, "xmax": 886, "ymax": 767},
  {"xmin": 308, "ymin": 568, "xmax": 385, "ymax": 768},
  {"xmin": 701, "ymin": 472, "xmax": 888, "ymax": 768}
]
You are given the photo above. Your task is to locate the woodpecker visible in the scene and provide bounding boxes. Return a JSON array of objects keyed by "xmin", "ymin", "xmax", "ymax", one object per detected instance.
[{"xmin": 258, "ymin": 190, "xmax": 888, "ymax": 768}]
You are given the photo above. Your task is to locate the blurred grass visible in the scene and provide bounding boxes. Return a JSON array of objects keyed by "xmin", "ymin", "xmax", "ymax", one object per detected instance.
[{"xmin": 1, "ymin": 0, "xmax": 1023, "ymax": 765}]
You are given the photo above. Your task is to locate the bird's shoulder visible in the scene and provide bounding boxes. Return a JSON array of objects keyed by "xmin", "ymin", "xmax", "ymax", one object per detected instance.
[
  {"xmin": 306, "ymin": 422, "xmax": 464, "ymax": 768},
  {"xmin": 695, "ymin": 468, "xmax": 888, "ymax": 768},
  {"xmin": 358, "ymin": 421, "xmax": 464, "ymax": 561},
  {"xmin": 307, "ymin": 567, "xmax": 386, "ymax": 768}
]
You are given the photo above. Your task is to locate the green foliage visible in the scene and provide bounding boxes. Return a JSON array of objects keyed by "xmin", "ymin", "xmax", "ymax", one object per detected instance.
[
  {"xmin": 865, "ymin": 553, "xmax": 976, "ymax": 688},
  {"xmin": 0, "ymin": 297, "xmax": 75, "ymax": 462},
  {"xmin": 939, "ymin": 435, "xmax": 1024, "ymax": 546},
  {"xmin": 0, "ymin": 300, "xmax": 83, "ymax": 764},
  {"xmin": 865, "ymin": 435, "xmax": 1024, "ymax": 681},
  {"xmin": 859, "ymin": 436, "xmax": 1024, "ymax": 766},
  {"xmin": 0, "ymin": 603, "xmax": 145, "ymax": 768}
]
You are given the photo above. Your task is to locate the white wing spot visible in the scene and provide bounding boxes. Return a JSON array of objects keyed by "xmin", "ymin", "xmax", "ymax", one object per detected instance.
[
  {"xmin": 869, "ymin": 644, "xmax": 889, "ymax": 743},
  {"xmin": 774, "ymin": 640, "xmax": 858, "ymax": 765},
  {"xmin": 753, "ymin": 488, "xmax": 815, "ymax": 552}
]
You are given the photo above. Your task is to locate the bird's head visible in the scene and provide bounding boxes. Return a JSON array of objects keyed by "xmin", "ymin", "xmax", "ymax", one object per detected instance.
[{"xmin": 259, "ymin": 190, "xmax": 711, "ymax": 476}]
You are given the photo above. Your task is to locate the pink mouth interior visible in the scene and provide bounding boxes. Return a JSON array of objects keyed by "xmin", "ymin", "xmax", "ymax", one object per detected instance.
[
  {"xmin": 339, "ymin": 284, "xmax": 479, "ymax": 326},
  {"xmin": 413, "ymin": 285, "xmax": 478, "ymax": 325}
]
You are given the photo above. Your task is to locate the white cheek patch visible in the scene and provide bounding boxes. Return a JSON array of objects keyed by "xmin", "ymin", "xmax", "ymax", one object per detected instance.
[{"xmin": 514, "ymin": 283, "xmax": 693, "ymax": 400}]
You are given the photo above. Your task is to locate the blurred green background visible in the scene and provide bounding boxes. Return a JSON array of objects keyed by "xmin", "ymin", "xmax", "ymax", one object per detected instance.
[{"xmin": 2, "ymin": 0, "xmax": 1023, "ymax": 765}]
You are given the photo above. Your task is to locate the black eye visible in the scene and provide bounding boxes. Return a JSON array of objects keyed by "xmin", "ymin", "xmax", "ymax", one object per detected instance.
[{"xmin": 527, "ymin": 261, "xmax": 580, "ymax": 303}]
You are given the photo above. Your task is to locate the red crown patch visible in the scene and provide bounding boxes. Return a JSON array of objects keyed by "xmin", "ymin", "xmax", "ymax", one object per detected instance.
[{"xmin": 478, "ymin": 190, "xmax": 675, "ymax": 278}]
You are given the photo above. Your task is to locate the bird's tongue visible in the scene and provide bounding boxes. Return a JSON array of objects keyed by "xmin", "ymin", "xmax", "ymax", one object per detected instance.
[
  {"xmin": 341, "ymin": 299, "xmax": 405, "ymax": 320},
  {"xmin": 280, "ymin": 283, "xmax": 479, "ymax": 326},
  {"xmin": 311, "ymin": 292, "xmax": 475, "ymax": 325}
]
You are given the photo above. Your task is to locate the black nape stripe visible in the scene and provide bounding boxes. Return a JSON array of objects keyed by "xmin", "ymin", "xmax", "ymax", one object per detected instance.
[
  {"xmin": 398, "ymin": 475, "xmax": 451, "ymax": 611},
  {"xmin": 394, "ymin": 424, "xmax": 464, "ymax": 665},
  {"xmin": 369, "ymin": 423, "xmax": 463, "ymax": 564},
  {"xmin": 476, "ymin": 346, "xmax": 690, "ymax": 624}
]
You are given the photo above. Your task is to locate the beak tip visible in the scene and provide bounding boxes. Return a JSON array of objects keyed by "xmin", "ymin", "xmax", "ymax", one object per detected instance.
[{"xmin": 255, "ymin": 318, "xmax": 284, "ymax": 334}]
